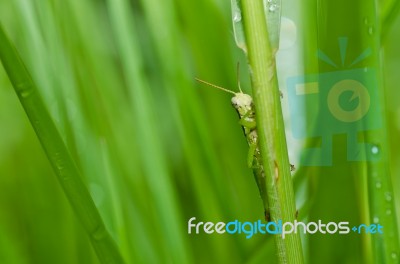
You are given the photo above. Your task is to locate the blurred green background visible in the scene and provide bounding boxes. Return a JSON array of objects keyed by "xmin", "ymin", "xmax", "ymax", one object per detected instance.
[{"xmin": 0, "ymin": 0, "xmax": 399, "ymax": 263}]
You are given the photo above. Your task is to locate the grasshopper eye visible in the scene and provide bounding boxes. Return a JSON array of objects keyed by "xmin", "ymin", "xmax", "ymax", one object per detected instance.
[{"xmin": 231, "ymin": 97, "xmax": 239, "ymax": 107}]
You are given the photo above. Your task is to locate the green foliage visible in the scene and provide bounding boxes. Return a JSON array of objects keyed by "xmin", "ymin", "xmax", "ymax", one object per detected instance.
[{"xmin": 0, "ymin": 0, "xmax": 399, "ymax": 263}]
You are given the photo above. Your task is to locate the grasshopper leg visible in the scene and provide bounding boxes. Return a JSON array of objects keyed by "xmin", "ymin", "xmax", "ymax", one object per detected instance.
[{"xmin": 239, "ymin": 117, "xmax": 256, "ymax": 129}]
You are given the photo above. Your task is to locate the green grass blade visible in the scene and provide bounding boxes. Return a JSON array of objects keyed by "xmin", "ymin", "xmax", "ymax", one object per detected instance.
[
  {"xmin": 239, "ymin": 0, "xmax": 304, "ymax": 263},
  {"xmin": 0, "ymin": 24, "xmax": 125, "ymax": 264},
  {"xmin": 381, "ymin": 0, "xmax": 400, "ymax": 39},
  {"xmin": 313, "ymin": 0, "xmax": 400, "ymax": 262}
]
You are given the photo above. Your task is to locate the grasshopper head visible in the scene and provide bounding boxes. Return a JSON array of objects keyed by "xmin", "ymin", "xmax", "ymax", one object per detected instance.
[{"xmin": 231, "ymin": 93, "xmax": 253, "ymax": 116}]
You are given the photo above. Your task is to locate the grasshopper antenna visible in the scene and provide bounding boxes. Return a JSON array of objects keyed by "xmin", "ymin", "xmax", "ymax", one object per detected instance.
[
  {"xmin": 195, "ymin": 78, "xmax": 236, "ymax": 95},
  {"xmin": 236, "ymin": 62, "xmax": 243, "ymax": 93}
]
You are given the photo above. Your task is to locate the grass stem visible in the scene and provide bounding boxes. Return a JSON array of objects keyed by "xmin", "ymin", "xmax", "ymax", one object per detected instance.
[
  {"xmin": 240, "ymin": 0, "xmax": 304, "ymax": 263},
  {"xmin": 0, "ymin": 24, "xmax": 125, "ymax": 264}
]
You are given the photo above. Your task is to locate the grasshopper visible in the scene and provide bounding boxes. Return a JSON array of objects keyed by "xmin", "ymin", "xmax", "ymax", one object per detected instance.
[{"xmin": 195, "ymin": 66, "xmax": 270, "ymax": 221}]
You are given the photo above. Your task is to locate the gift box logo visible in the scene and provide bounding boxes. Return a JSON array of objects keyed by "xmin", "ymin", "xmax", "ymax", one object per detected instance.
[{"xmin": 287, "ymin": 38, "xmax": 381, "ymax": 166}]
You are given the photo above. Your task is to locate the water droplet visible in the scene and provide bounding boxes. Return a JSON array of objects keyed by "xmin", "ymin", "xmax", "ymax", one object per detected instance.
[
  {"xmin": 269, "ymin": 4, "xmax": 277, "ymax": 12},
  {"xmin": 20, "ymin": 89, "xmax": 33, "ymax": 98},
  {"xmin": 373, "ymin": 217, "xmax": 379, "ymax": 223},
  {"xmin": 386, "ymin": 209, "xmax": 392, "ymax": 215},
  {"xmin": 233, "ymin": 11, "xmax": 241, "ymax": 22},
  {"xmin": 392, "ymin": 252, "xmax": 398, "ymax": 260},
  {"xmin": 371, "ymin": 145, "xmax": 379, "ymax": 155},
  {"xmin": 91, "ymin": 226, "xmax": 107, "ymax": 240},
  {"xmin": 364, "ymin": 18, "xmax": 369, "ymax": 25},
  {"xmin": 385, "ymin": 192, "xmax": 393, "ymax": 202},
  {"xmin": 376, "ymin": 181, "xmax": 382, "ymax": 189},
  {"xmin": 368, "ymin": 26, "xmax": 374, "ymax": 35}
]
